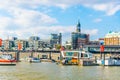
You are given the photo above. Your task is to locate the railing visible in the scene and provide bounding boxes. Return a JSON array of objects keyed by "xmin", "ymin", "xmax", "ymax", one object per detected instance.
[{"xmin": 87, "ymin": 45, "xmax": 120, "ymax": 53}]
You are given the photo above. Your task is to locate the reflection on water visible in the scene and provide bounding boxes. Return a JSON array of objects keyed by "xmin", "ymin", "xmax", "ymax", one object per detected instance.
[{"xmin": 0, "ymin": 62, "xmax": 120, "ymax": 80}]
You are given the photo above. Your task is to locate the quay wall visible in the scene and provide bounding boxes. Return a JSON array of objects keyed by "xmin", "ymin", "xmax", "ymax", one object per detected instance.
[
  {"xmin": 0, "ymin": 52, "xmax": 60, "ymax": 61},
  {"xmin": 0, "ymin": 52, "xmax": 115, "ymax": 61}
]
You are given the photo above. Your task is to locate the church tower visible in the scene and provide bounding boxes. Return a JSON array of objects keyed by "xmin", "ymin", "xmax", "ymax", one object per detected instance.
[{"xmin": 76, "ymin": 20, "xmax": 81, "ymax": 33}]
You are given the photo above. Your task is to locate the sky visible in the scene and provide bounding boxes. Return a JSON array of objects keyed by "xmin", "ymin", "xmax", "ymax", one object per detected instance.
[{"xmin": 0, "ymin": 0, "xmax": 120, "ymax": 43}]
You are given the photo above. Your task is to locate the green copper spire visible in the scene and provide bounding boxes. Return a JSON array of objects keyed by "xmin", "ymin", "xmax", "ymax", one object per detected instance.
[{"xmin": 76, "ymin": 20, "xmax": 81, "ymax": 33}]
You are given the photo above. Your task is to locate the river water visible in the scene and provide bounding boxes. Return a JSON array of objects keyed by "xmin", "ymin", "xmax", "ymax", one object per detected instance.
[{"xmin": 0, "ymin": 62, "xmax": 119, "ymax": 80}]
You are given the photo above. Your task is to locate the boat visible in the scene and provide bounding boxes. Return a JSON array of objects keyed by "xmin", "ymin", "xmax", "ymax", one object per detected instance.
[
  {"xmin": 0, "ymin": 54, "xmax": 16, "ymax": 62},
  {"xmin": 61, "ymin": 50, "xmax": 92, "ymax": 59},
  {"xmin": 60, "ymin": 50, "xmax": 94, "ymax": 65},
  {"xmin": 0, "ymin": 54, "xmax": 16, "ymax": 66},
  {"xmin": 97, "ymin": 57, "xmax": 120, "ymax": 66},
  {"xmin": 28, "ymin": 57, "xmax": 41, "ymax": 63}
]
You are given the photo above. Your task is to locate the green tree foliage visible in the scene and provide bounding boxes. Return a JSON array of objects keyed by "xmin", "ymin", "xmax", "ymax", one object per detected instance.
[{"xmin": 55, "ymin": 44, "xmax": 61, "ymax": 50}]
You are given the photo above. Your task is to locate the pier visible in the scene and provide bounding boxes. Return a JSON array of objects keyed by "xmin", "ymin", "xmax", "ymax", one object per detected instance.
[{"xmin": 0, "ymin": 50, "xmax": 60, "ymax": 62}]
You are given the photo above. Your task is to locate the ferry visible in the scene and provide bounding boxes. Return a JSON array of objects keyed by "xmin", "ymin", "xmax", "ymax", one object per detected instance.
[{"xmin": 60, "ymin": 50, "xmax": 93, "ymax": 65}]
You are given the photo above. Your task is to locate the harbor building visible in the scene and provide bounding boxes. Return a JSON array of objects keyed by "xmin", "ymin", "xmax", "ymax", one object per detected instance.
[
  {"xmin": 28, "ymin": 36, "xmax": 40, "ymax": 50},
  {"xmin": 104, "ymin": 31, "xmax": 120, "ymax": 45},
  {"xmin": 29, "ymin": 36, "xmax": 40, "ymax": 41},
  {"xmin": 50, "ymin": 33, "xmax": 62, "ymax": 48},
  {"xmin": 88, "ymin": 41, "xmax": 100, "ymax": 45},
  {"xmin": 71, "ymin": 21, "xmax": 89, "ymax": 49},
  {"xmin": 2, "ymin": 40, "xmax": 14, "ymax": 50},
  {"xmin": 0, "ymin": 36, "xmax": 52, "ymax": 51},
  {"xmin": 14, "ymin": 40, "xmax": 28, "ymax": 50}
]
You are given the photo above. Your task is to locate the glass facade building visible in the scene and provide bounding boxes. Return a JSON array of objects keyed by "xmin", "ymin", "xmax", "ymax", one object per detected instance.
[
  {"xmin": 50, "ymin": 33, "xmax": 62, "ymax": 48},
  {"xmin": 72, "ymin": 32, "xmax": 89, "ymax": 49}
]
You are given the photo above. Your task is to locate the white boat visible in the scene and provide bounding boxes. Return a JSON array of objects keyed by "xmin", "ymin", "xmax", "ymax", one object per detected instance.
[
  {"xmin": 97, "ymin": 57, "xmax": 120, "ymax": 66},
  {"xmin": 0, "ymin": 54, "xmax": 16, "ymax": 62},
  {"xmin": 60, "ymin": 50, "xmax": 93, "ymax": 65}
]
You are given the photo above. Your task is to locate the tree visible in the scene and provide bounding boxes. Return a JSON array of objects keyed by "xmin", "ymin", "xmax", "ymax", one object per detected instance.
[{"xmin": 55, "ymin": 44, "xmax": 61, "ymax": 50}]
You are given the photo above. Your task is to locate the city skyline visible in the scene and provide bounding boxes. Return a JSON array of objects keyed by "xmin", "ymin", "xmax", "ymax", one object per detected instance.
[{"xmin": 0, "ymin": 0, "xmax": 120, "ymax": 43}]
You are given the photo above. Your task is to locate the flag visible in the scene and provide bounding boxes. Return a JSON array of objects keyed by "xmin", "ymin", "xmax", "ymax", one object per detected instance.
[
  {"xmin": 0, "ymin": 38, "xmax": 2, "ymax": 47},
  {"xmin": 18, "ymin": 42, "xmax": 22, "ymax": 50},
  {"xmin": 100, "ymin": 45, "xmax": 104, "ymax": 52}
]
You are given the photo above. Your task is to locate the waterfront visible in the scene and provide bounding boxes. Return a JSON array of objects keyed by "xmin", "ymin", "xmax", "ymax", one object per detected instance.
[{"xmin": 0, "ymin": 62, "xmax": 120, "ymax": 80}]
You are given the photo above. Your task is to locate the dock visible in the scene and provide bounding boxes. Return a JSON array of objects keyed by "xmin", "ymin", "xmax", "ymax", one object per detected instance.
[
  {"xmin": 0, "ymin": 62, "xmax": 16, "ymax": 66},
  {"xmin": 41, "ymin": 59, "xmax": 56, "ymax": 62}
]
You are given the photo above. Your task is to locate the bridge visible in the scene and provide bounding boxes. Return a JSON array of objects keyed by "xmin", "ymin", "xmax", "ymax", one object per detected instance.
[
  {"xmin": 1, "ymin": 45, "xmax": 120, "ymax": 54},
  {"xmin": 85, "ymin": 45, "xmax": 120, "ymax": 54}
]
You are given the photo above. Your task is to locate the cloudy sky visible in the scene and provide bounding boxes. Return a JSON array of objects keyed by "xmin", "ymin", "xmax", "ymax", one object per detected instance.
[{"xmin": 0, "ymin": 0, "xmax": 120, "ymax": 43}]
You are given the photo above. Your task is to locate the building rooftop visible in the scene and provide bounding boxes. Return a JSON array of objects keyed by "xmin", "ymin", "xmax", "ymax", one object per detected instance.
[{"xmin": 105, "ymin": 31, "xmax": 120, "ymax": 38}]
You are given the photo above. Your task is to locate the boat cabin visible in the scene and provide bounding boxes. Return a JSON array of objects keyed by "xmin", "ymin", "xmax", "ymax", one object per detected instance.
[
  {"xmin": 61, "ymin": 51, "xmax": 92, "ymax": 59},
  {"xmin": 60, "ymin": 51, "xmax": 93, "ymax": 64}
]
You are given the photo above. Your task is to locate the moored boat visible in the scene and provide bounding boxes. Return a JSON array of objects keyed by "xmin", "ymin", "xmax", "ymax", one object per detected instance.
[
  {"xmin": 27, "ymin": 57, "xmax": 41, "ymax": 63},
  {"xmin": 60, "ymin": 50, "xmax": 94, "ymax": 65},
  {"xmin": 97, "ymin": 57, "xmax": 120, "ymax": 66},
  {"xmin": 0, "ymin": 54, "xmax": 16, "ymax": 63}
]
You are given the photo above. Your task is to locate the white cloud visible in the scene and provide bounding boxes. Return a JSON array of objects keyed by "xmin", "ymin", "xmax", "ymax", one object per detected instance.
[
  {"xmin": 0, "ymin": 16, "xmax": 12, "ymax": 28},
  {"xmin": 11, "ymin": 8, "xmax": 57, "ymax": 27},
  {"xmin": 28, "ymin": 0, "xmax": 120, "ymax": 16},
  {"xmin": 83, "ymin": 29, "xmax": 98, "ymax": 36},
  {"xmin": 89, "ymin": 3, "xmax": 120, "ymax": 16},
  {"xmin": 0, "ymin": 2, "xmax": 58, "ymax": 39},
  {"xmin": 0, "ymin": 0, "xmax": 58, "ymax": 27},
  {"xmin": 107, "ymin": 5, "xmax": 120, "ymax": 16},
  {"xmin": 1, "ymin": 0, "xmax": 119, "ymax": 16},
  {"xmin": 92, "ymin": 4, "xmax": 108, "ymax": 11}
]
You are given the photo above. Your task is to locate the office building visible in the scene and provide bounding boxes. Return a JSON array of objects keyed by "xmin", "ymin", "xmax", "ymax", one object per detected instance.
[
  {"xmin": 71, "ymin": 21, "xmax": 89, "ymax": 49},
  {"xmin": 29, "ymin": 36, "xmax": 40, "ymax": 41},
  {"xmin": 50, "ymin": 33, "xmax": 62, "ymax": 48},
  {"xmin": 28, "ymin": 36, "xmax": 40, "ymax": 50}
]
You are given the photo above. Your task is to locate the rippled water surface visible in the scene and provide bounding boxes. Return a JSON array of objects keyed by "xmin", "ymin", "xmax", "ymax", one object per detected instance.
[{"xmin": 0, "ymin": 62, "xmax": 120, "ymax": 80}]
